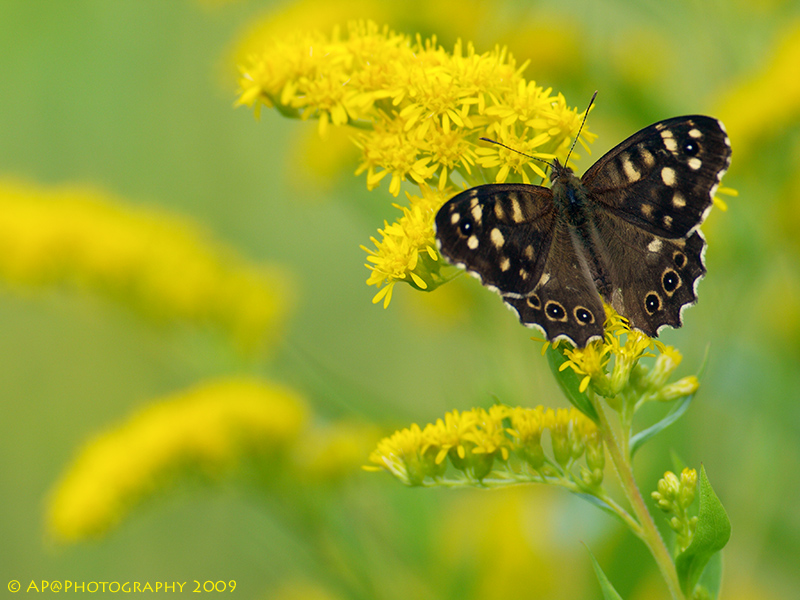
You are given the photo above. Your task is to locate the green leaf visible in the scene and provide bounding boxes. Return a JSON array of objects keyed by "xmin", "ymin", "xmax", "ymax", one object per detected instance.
[
  {"xmin": 546, "ymin": 345, "xmax": 599, "ymax": 423},
  {"xmin": 630, "ymin": 392, "xmax": 694, "ymax": 457},
  {"xmin": 583, "ymin": 543, "xmax": 624, "ymax": 600},
  {"xmin": 696, "ymin": 551, "xmax": 724, "ymax": 600},
  {"xmin": 675, "ymin": 466, "xmax": 731, "ymax": 596}
]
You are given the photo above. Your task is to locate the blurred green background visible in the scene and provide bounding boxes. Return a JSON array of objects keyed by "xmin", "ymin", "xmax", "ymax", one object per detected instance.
[{"xmin": 1, "ymin": 0, "xmax": 799, "ymax": 598}]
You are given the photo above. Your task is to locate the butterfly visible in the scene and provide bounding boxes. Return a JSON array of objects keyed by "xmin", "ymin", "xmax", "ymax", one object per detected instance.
[{"xmin": 434, "ymin": 113, "xmax": 731, "ymax": 347}]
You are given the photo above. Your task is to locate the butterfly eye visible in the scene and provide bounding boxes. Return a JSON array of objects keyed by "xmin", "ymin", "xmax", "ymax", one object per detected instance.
[{"xmin": 683, "ymin": 140, "xmax": 699, "ymax": 156}]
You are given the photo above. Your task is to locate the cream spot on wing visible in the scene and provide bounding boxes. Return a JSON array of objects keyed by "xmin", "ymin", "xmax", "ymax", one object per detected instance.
[
  {"xmin": 524, "ymin": 245, "xmax": 534, "ymax": 259},
  {"xmin": 663, "ymin": 136, "xmax": 678, "ymax": 153},
  {"xmin": 450, "ymin": 212, "xmax": 461, "ymax": 224},
  {"xmin": 539, "ymin": 272, "xmax": 551, "ymax": 286},
  {"xmin": 663, "ymin": 215, "xmax": 673, "ymax": 227},
  {"xmin": 490, "ymin": 228, "xmax": 505, "ymax": 248},
  {"xmin": 471, "ymin": 204, "xmax": 483, "ymax": 223},
  {"xmin": 510, "ymin": 197, "xmax": 524, "ymax": 222},
  {"xmin": 648, "ymin": 238, "xmax": 663, "ymax": 252},
  {"xmin": 519, "ymin": 268, "xmax": 529, "ymax": 280},
  {"xmin": 639, "ymin": 146, "xmax": 655, "ymax": 168},
  {"xmin": 661, "ymin": 167, "xmax": 676, "ymax": 186},
  {"xmin": 467, "ymin": 235, "xmax": 479, "ymax": 250},
  {"xmin": 500, "ymin": 257, "xmax": 511, "ymax": 272},
  {"xmin": 672, "ymin": 191, "xmax": 686, "ymax": 208},
  {"xmin": 641, "ymin": 204, "xmax": 654, "ymax": 218},
  {"xmin": 688, "ymin": 128, "xmax": 702, "ymax": 138},
  {"xmin": 622, "ymin": 156, "xmax": 640, "ymax": 181},
  {"xmin": 494, "ymin": 202, "xmax": 505, "ymax": 219},
  {"xmin": 688, "ymin": 157, "xmax": 702, "ymax": 170}
]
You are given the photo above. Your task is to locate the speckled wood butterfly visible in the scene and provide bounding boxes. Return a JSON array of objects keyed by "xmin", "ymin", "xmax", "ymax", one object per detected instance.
[{"xmin": 434, "ymin": 112, "xmax": 731, "ymax": 347}]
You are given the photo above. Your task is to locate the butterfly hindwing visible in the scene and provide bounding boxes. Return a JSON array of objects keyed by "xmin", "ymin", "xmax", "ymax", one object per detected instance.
[
  {"xmin": 503, "ymin": 222, "xmax": 606, "ymax": 346},
  {"xmin": 591, "ymin": 210, "xmax": 707, "ymax": 337},
  {"xmin": 581, "ymin": 116, "xmax": 731, "ymax": 239}
]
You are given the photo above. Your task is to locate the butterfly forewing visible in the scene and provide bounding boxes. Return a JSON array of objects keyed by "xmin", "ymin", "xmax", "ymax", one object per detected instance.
[
  {"xmin": 581, "ymin": 116, "xmax": 732, "ymax": 239},
  {"xmin": 434, "ymin": 184, "xmax": 556, "ymax": 296}
]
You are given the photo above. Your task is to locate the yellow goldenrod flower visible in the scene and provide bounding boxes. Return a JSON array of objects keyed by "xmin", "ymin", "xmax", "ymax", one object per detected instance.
[
  {"xmin": 370, "ymin": 404, "xmax": 602, "ymax": 487},
  {"xmin": 554, "ymin": 304, "xmax": 666, "ymax": 400},
  {"xmin": 47, "ymin": 378, "xmax": 307, "ymax": 543},
  {"xmin": 548, "ymin": 407, "xmax": 595, "ymax": 468},
  {"xmin": 0, "ymin": 180, "xmax": 289, "ymax": 353},
  {"xmin": 651, "ymin": 375, "xmax": 700, "ymax": 403},
  {"xmin": 236, "ymin": 21, "xmax": 594, "ymax": 307},
  {"xmin": 640, "ymin": 345, "xmax": 684, "ymax": 392},
  {"xmin": 365, "ymin": 423, "xmax": 444, "ymax": 486},
  {"xmin": 507, "ymin": 406, "xmax": 547, "ymax": 470},
  {"xmin": 559, "ymin": 341, "xmax": 612, "ymax": 395},
  {"xmin": 361, "ymin": 186, "xmax": 453, "ymax": 307}
]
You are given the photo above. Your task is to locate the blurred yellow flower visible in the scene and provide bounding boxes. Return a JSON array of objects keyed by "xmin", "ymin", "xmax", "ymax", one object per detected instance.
[
  {"xmin": 294, "ymin": 421, "xmax": 382, "ymax": 484},
  {"xmin": 718, "ymin": 19, "xmax": 800, "ymax": 155},
  {"xmin": 0, "ymin": 180, "xmax": 289, "ymax": 353},
  {"xmin": 47, "ymin": 378, "xmax": 308, "ymax": 543}
]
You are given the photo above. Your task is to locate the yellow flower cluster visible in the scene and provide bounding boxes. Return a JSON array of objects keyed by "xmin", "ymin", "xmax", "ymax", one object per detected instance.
[
  {"xmin": 367, "ymin": 404, "xmax": 603, "ymax": 487},
  {"xmin": 0, "ymin": 180, "xmax": 288, "ymax": 353},
  {"xmin": 360, "ymin": 186, "xmax": 450, "ymax": 307},
  {"xmin": 554, "ymin": 305, "xmax": 698, "ymax": 404},
  {"xmin": 236, "ymin": 20, "xmax": 595, "ymax": 306},
  {"xmin": 47, "ymin": 378, "xmax": 308, "ymax": 543}
]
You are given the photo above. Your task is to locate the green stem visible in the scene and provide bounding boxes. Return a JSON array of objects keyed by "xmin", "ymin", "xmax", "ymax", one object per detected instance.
[{"xmin": 591, "ymin": 394, "xmax": 685, "ymax": 600}]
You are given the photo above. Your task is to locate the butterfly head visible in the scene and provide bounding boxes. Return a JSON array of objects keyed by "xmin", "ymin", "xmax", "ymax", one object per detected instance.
[{"xmin": 549, "ymin": 158, "xmax": 574, "ymax": 184}]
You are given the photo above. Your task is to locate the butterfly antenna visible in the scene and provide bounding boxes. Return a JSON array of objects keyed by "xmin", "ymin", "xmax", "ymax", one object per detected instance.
[
  {"xmin": 478, "ymin": 137, "xmax": 554, "ymax": 169},
  {"xmin": 564, "ymin": 90, "xmax": 597, "ymax": 166}
]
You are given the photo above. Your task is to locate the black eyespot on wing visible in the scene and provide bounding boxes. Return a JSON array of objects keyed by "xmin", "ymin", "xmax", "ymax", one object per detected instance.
[
  {"xmin": 645, "ymin": 292, "xmax": 662, "ymax": 315},
  {"xmin": 662, "ymin": 269, "xmax": 680, "ymax": 293},
  {"xmin": 683, "ymin": 140, "xmax": 699, "ymax": 156},
  {"xmin": 545, "ymin": 301, "xmax": 567, "ymax": 321},
  {"xmin": 526, "ymin": 294, "xmax": 541, "ymax": 310},
  {"xmin": 574, "ymin": 307, "xmax": 595, "ymax": 324}
]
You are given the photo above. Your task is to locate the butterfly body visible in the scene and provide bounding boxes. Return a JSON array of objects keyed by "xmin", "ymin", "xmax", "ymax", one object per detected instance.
[{"xmin": 435, "ymin": 116, "xmax": 731, "ymax": 347}]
